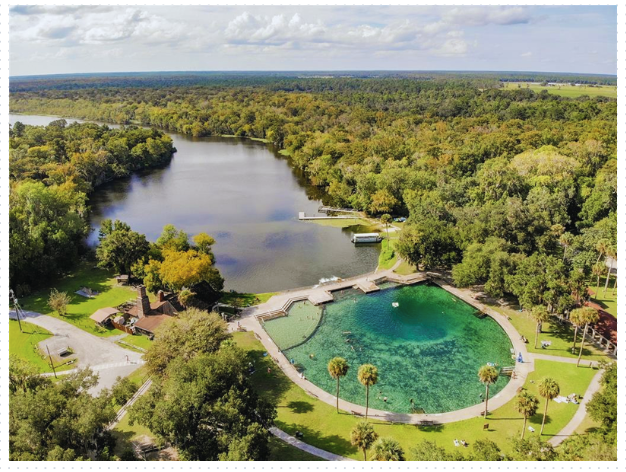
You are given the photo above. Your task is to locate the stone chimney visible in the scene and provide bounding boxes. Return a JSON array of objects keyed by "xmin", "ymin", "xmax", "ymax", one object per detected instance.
[
  {"xmin": 157, "ymin": 290, "xmax": 165, "ymax": 302},
  {"xmin": 137, "ymin": 285, "xmax": 151, "ymax": 319}
]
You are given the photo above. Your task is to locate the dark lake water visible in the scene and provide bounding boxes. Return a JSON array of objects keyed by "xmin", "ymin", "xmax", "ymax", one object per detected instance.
[{"xmin": 10, "ymin": 114, "xmax": 380, "ymax": 293}]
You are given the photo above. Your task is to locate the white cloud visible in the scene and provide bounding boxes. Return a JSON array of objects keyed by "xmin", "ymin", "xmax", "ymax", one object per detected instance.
[
  {"xmin": 444, "ymin": 6, "xmax": 532, "ymax": 26},
  {"xmin": 521, "ymin": 51, "xmax": 532, "ymax": 57}
]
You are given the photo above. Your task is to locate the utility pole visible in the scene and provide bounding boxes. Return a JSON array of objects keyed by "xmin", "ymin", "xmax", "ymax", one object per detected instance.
[
  {"xmin": 46, "ymin": 345, "xmax": 58, "ymax": 379},
  {"xmin": 9, "ymin": 289, "xmax": 23, "ymax": 333}
]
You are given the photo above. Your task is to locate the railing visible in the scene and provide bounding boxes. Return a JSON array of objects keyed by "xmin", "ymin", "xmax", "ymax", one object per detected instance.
[{"xmin": 554, "ymin": 313, "xmax": 616, "ymax": 356}]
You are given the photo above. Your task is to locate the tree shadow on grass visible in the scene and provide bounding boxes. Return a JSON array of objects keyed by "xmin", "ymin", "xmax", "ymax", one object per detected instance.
[
  {"xmin": 286, "ymin": 401, "xmax": 315, "ymax": 414},
  {"xmin": 246, "ymin": 347, "xmax": 294, "ymax": 401},
  {"xmin": 276, "ymin": 422, "xmax": 357, "ymax": 457}
]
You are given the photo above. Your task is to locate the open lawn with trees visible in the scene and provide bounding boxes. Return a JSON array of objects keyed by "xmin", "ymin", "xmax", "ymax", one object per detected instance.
[
  {"xmin": 234, "ymin": 331, "xmax": 598, "ymax": 459},
  {"xmin": 18, "ymin": 262, "xmax": 140, "ymax": 337}
]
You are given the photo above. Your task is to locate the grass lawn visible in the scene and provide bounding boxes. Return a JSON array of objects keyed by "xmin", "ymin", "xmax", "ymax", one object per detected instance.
[
  {"xmin": 126, "ymin": 365, "xmax": 150, "ymax": 387},
  {"xmin": 10, "ymin": 320, "xmax": 54, "ymax": 372},
  {"xmin": 19, "ymin": 262, "xmax": 139, "ymax": 337},
  {"xmin": 9, "ymin": 320, "xmax": 76, "ymax": 373},
  {"xmin": 394, "ymin": 260, "xmax": 417, "ymax": 276},
  {"xmin": 268, "ymin": 437, "xmax": 326, "ymax": 461},
  {"xmin": 118, "ymin": 334, "xmax": 153, "ymax": 352},
  {"xmin": 588, "ymin": 275, "xmax": 617, "ymax": 318},
  {"xmin": 573, "ymin": 413, "xmax": 601, "ymax": 436},
  {"xmin": 502, "ymin": 82, "xmax": 617, "ymax": 99},
  {"xmin": 377, "ymin": 238, "xmax": 397, "ymax": 270},
  {"xmin": 235, "ymin": 331, "xmax": 597, "ymax": 459},
  {"xmin": 491, "ymin": 305, "xmax": 609, "ymax": 363},
  {"xmin": 303, "ymin": 217, "xmax": 371, "ymax": 229},
  {"xmin": 278, "ymin": 149, "xmax": 293, "ymax": 157},
  {"xmin": 219, "ymin": 291, "xmax": 277, "ymax": 308}
]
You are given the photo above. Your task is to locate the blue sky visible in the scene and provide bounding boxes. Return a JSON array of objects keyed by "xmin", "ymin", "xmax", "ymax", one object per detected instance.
[{"xmin": 9, "ymin": 5, "xmax": 617, "ymax": 76}]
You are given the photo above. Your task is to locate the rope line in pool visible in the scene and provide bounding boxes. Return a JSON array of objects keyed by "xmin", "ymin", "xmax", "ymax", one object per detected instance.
[{"xmin": 262, "ymin": 284, "xmax": 513, "ymax": 414}]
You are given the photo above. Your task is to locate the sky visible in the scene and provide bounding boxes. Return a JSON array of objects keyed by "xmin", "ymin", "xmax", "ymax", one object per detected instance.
[{"xmin": 9, "ymin": 5, "xmax": 617, "ymax": 77}]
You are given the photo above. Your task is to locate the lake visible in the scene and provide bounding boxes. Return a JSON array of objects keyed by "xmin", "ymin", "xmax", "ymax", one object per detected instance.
[{"xmin": 10, "ymin": 114, "xmax": 380, "ymax": 293}]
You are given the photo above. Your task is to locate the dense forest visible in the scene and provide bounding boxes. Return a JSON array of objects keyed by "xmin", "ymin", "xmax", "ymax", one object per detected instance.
[
  {"xmin": 9, "ymin": 74, "xmax": 617, "ymax": 313},
  {"xmin": 8, "ymin": 120, "xmax": 175, "ymax": 294}
]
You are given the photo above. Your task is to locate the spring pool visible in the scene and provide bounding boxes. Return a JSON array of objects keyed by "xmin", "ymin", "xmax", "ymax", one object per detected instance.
[{"xmin": 262, "ymin": 283, "xmax": 513, "ymax": 414}]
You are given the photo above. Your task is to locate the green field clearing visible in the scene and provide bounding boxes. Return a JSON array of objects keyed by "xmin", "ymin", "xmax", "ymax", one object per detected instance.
[
  {"xmin": 502, "ymin": 82, "xmax": 617, "ymax": 99},
  {"xmin": 235, "ymin": 331, "xmax": 597, "ymax": 459},
  {"xmin": 19, "ymin": 262, "xmax": 140, "ymax": 337}
]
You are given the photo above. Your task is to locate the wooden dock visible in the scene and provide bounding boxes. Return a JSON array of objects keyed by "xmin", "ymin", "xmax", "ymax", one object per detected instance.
[
  {"xmin": 308, "ymin": 291, "xmax": 334, "ymax": 305},
  {"xmin": 355, "ymin": 280, "xmax": 380, "ymax": 293},
  {"xmin": 299, "ymin": 212, "xmax": 358, "ymax": 221}
]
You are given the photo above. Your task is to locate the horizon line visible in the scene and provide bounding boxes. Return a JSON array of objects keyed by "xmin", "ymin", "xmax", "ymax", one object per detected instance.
[{"xmin": 10, "ymin": 69, "xmax": 618, "ymax": 80}]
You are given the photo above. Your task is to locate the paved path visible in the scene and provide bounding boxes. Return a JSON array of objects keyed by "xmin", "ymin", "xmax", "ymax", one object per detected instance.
[
  {"xmin": 269, "ymin": 427, "xmax": 353, "ymax": 461},
  {"xmin": 547, "ymin": 369, "xmax": 604, "ymax": 446},
  {"xmin": 10, "ymin": 310, "xmax": 143, "ymax": 394},
  {"xmin": 109, "ymin": 378, "xmax": 153, "ymax": 430},
  {"xmin": 531, "ymin": 352, "xmax": 597, "ymax": 366}
]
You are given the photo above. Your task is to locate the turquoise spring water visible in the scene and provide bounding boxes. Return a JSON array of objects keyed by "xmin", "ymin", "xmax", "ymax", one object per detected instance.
[{"xmin": 262, "ymin": 283, "xmax": 513, "ymax": 414}]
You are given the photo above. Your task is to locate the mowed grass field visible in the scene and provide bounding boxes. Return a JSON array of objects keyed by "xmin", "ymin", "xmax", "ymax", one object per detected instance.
[
  {"xmin": 9, "ymin": 320, "xmax": 54, "ymax": 372},
  {"xmin": 235, "ymin": 331, "xmax": 598, "ymax": 459},
  {"xmin": 502, "ymin": 82, "xmax": 617, "ymax": 99}
]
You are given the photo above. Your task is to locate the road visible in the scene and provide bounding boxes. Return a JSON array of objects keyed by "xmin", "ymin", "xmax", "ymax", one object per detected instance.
[{"xmin": 10, "ymin": 310, "xmax": 144, "ymax": 395}]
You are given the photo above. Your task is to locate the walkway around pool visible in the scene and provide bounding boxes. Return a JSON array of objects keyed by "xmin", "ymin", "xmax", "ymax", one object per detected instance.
[{"xmin": 237, "ymin": 267, "xmax": 532, "ymax": 425}]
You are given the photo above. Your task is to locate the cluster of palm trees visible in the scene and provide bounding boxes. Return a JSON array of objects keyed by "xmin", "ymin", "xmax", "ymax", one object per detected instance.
[
  {"xmin": 350, "ymin": 421, "xmax": 405, "ymax": 461},
  {"xmin": 530, "ymin": 304, "xmax": 600, "ymax": 367},
  {"xmin": 328, "ymin": 357, "xmax": 378, "ymax": 418},
  {"xmin": 480, "ymin": 365, "xmax": 561, "ymax": 439},
  {"xmin": 514, "ymin": 378, "xmax": 560, "ymax": 439}
]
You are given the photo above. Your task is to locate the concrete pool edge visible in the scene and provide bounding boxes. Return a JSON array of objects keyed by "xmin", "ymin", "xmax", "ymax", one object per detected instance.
[{"xmin": 237, "ymin": 267, "xmax": 532, "ymax": 425}]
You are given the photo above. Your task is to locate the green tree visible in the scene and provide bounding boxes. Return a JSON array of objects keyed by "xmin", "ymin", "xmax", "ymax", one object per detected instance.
[
  {"xmin": 9, "ymin": 367, "xmax": 115, "ymax": 460},
  {"xmin": 130, "ymin": 347, "xmax": 275, "ymax": 461},
  {"xmin": 156, "ymin": 224, "xmax": 190, "ymax": 252},
  {"xmin": 111, "ymin": 376, "xmax": 139, "ymax": 406},
  {"xmin": 478, "ymin": 365, "xmax": 499, "ymax": 419},
  {"xmin": 350, "ymin": 420, "xmax": 378, "ymax": 461},
  {"xmin": 537, "ymin": 377, "xmax": 560, "ymax": 435},
  {"xmin": 514, "ymin": 391, "xmax": 539, "ymax": 439},
  {"xmin": 96, "ymin": 219, "xmax": 150, "ymax": 278},
  {"xmin": 530, "ymin": 305, "xmax": 550, "ymax": 349},
  {"xmin": 510, "ymin": 436, "xmax": 556, "ymax": 461},
  {"xmin": 357, "ymin": 364, "xmax": 378, "ymax": 419},
  {"xmin": 411, "ymin": 440, "xmax": 454, "ymax": 461},
  {"xmin": 380, "ymin": 214, "xmax": 392, "ymax": 242},
  {"xmin": 371, "ymin": 437, "xmax": 405, "ymax": 461},
  {"xmin": 603, "ymin": 246, "xmax": 616, "ymax": 296},
  {"xmin": 327, "ymin": 357, "xmax": 349, "ymax": 413},
  {"xmin": 473, "ymin": 439, "xmax": 502, "ymax": 461},
  {"xmin": 587, "ymin": 362, "xmax": 617, "ymax": 433},
  {"xmin": 143, "ymin": 307, "xmax": 229, "ymax": 375},
  {"xmin": 48, "ymin": 289, "xmax": 71, "ymax": 317},
  {"xmin": 592, "ymin": 261, "xmax": 605, "ymax": 296}
]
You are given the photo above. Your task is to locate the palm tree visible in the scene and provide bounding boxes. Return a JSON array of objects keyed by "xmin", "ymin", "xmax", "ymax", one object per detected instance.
[
  {"xmin": 328, "ymin": 357, "xmax": 349, "ymax": 413},
  {"xmin": 530, "ymin": 305, "xmax": 550, "ymax": 349},
  {"xmin": 592, "ymin": 262, "xmax": 605, "ymax": 297},
  {"xmin": 478, "ymin": 365, "xmax": 499, "ymax": 419},
  {"xmin": 603, "ymin": 246, "xmax": 616, "ymax": 296},
  {"xmin": 575, "ymin": 308, "xmax": 600, "ymax": 367},
  {"xmin": 559, "ymin": 232, "xmax": 573, "ymax": 261},
  {"xmin": 596, "ymin": 239, "xmax": 609, "ymax": 264},
  {"xmin": 371, "ymin": 438, "xmax": 405, "ymax": 461},
  {"xmin": 350, "ymin": 421, "xmax": 378, "ymax": 461},
  {"xmin": 514, "ymin": 391, "xmax": 539, "ymax": 439},
  {"xmin": 358, "ymin": 364, "xmax": 378, "ymax": 419},
  {"xmin": 537, "ymin": 377, "xmax": 560, "ymax": 435},
  {"xmin": 380, "ymin": 214, "xmax": 392, "ymax": 242},
  {"xmin": 569, "ymin": 308, "xmax": 585, "ymax": 353}
]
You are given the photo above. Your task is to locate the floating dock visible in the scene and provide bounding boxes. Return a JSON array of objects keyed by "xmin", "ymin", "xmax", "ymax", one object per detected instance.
[
  {"xmin": 299, "ymin": 212, "xmax": 358, "ymax": 221},
  {"xmin": 355, "ymin": 280, "xmax": 380, "ymax": 293}
]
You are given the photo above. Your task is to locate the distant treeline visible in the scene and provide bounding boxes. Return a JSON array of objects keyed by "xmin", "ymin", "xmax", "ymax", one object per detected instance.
[{"xmin": 9, "ymin": 70, "xmax": 616, "ymax": 92}]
